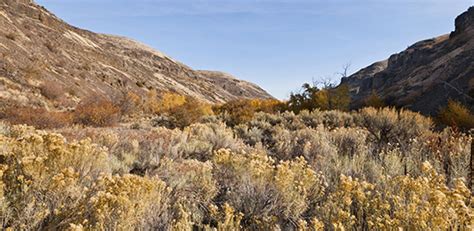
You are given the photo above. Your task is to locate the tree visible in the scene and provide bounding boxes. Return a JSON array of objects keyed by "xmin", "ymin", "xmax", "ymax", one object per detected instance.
[
  {"xmin": 336, "ymin": 62, "xmax": 351, "ymax": 78},
  {"xmin": 328, "ymin": 84, "xmax": 351, "ymax": 111},
  {"xmin": 286, "ymin": 83, "xmax": 351, "ymax": 113}
]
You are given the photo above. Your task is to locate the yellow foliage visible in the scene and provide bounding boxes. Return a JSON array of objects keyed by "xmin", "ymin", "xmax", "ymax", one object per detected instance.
[
  {"xmin": 0, "ymin": 104, "xmax": 472, "ymax": 230},
  {"xmin": 328, "ymin": 84, "xmax": 351, "ymax": 111},
  {"xmin": 0, "ymin": 125, "xmax": 170, "ymax": 230},
  {"xmin": 155, "ymin": 158, "xmax": 217, "ymax": 223},
  {"xmin": 438, "ymin": 100, "xmax": 474, "ymax": 130},
  {"xmin": 213, "ymin": 149, "xmax": 326, "ymax": 227},
  {"xmin": 144, "ymin": 90, "xmax": 186, "ymax": 115},
  {"xmin": 214, "ymin": 98, "xmax": 283, "ymax": 126},
  {"xmin": 320, "ymin": 162, "xmax": 474, "ymax": 230},
  {"xmin": 169, "ymin": 96, "xmax": 214, "ymax": 128},
  {"xmin": 313, "ymin": 90, "xmax": 329, "ymax": 111},
  {"xmin": 88, "ymin": 174, "xmax": 169, "ymax": 230}
]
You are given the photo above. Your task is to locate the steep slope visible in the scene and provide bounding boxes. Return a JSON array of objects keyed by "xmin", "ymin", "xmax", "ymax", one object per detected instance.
[
  {"xmin": 0, "ymin": 0, "xmax": 272, "ymax": 109},
  {"xmin": 342, "ymin": 7, "xmax": 474, "ymax": 115}
]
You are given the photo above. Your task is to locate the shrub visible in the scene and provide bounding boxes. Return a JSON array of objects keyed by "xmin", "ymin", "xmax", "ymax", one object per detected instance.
[
  {"xmin": 151, "ymin": 115, "xmax": 178, "ymax": 129},
  {"xmin": 320, "ymin": 110, "xmax": 354, "ymax": 128},
  {"xmin": 143, "ymin": 90, "xmax": 186, "ymax": 115},
  {"xmin": 1, "ymin": 97, "xmax": 472, "ymax": 230},
  {"xmin": 2, "ymin": 106, "xmax": 72, "ymax": 129},
  {"xmin": 5, "ymin": 32, "xmax": 16, "ymax": 41},
  {"xmin": 438, "ymin": 100, "xmax": 474, "ymax": 130},
  {"xmin": 214, "ymin": 99, "xmax": 283, "ymax": 126},
  {"xmin": 39, "ymin": 80, "xmax": 64, "ymax": 100},
  {"xmin": 319, "ymin": 162, "xmax": 473, "ymax": 230},
  {"xmin": 87, "ymin": 174, "xmax": 170, "ymax": 230},
  {"xmin": 270, "ymin": 126, "xmax": 337, "ymax": 165},
  {"xmin": 74, "ymin": 96, "xmax": 121, "ymax": 127},
  {"xmin": 117, "ymin": 91, "xmax": 142, "ymax": 116},
  {"xmin": 354, "ymin": 107, "xmax": 432, "ymax": 155},
  {"xmin": 152, "ymin": 158, "xmax": 217, "ymax": 224},
  {"xmin": 286, "ymin": 83, "xmax": 321, "ymax": 113},
  {"xmin": 169, "ymin": 97, "xmax": 214, "ymax": 128},
  {"xmin": 213, "ymin": 149, "xmax": 326, "ymax": 229},
  {"xmin": 0, "ymin": 125, "xmax": 172, "ymax": 230},
  {"xmin": 327, "ymin": 84, "xmax": 351, "ymax": 111},
  {"xmin": 172, "ymin": 203, "xmax": 244, "ymax": 231},
  {"xmin": 180, "ymin": 122, "xmax": 244, "ymax": 161},
  {"xmin": 330, "ymin": 127, "xmax": 369, "ymax": 158},
  {"xmin": 364, "ymin": 91, "xmax": 385, "ymax": 108},
  {"xmin": 0, "ymin": 125, "xmax": 109, "ymax": 229}
]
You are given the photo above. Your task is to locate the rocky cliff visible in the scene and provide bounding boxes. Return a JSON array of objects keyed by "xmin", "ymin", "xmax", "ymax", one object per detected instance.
[
  {"xmin": 0, "ymin": 0, "xmax": 272, "ymax": 109},
  {"xmin": 342, "ymin": 7, "xmax": 474, "ymax": 115}
]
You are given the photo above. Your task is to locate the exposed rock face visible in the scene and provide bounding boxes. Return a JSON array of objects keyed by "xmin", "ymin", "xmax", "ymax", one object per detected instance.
[
  {"xmin": 0, "ymin": 0, "xmax": 272, "ymax": 109},
  {"xmin": 342, "ymin": 7, "xmax": 474, "ymax": 115}
]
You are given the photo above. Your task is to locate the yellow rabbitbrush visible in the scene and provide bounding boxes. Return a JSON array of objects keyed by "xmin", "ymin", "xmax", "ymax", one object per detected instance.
[{"xmin": 0, "ymin": 125, "xmax": 169, "ymax": 230}]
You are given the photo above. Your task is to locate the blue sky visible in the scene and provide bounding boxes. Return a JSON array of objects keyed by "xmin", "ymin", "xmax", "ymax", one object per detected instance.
[{"xmin": 36, "ymin": 0, "xmax": 473, "ymax": 99}]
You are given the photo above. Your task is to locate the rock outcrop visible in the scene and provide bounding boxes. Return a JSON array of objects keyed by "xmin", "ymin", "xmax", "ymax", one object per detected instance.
[{"xmin": 342, "ymin": 7, "xmax": 474, "ymax": 115}]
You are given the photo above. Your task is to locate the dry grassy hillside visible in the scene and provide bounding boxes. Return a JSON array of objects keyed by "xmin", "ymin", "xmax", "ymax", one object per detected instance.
[{"xmin": 0, "ymin": 0, "xmax": 272, "ymax": 110}]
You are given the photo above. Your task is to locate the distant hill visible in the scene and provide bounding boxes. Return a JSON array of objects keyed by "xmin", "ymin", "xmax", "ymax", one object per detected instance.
[
  {"xmin": 341, "ymin": 7, "xmax": 474, "ymax": 115},
  {"xmin": 0, "ymin": 0, "xmax": 272, "ymax": 109}
]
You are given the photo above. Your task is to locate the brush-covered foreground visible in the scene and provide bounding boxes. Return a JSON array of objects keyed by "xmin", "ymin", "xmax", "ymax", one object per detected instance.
[{"xmin": 0, "ymin": 107, "xmax": 472, "ymax": 230}]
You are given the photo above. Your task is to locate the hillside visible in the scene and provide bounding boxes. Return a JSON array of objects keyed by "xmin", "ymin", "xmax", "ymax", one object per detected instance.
[
  {"xmin": 0, "ymin": 0, "xmax": 272, "ymax": 109},
  {"xmin": 341, "ymin": 7, "xmax": 474, "ymax": 115}
]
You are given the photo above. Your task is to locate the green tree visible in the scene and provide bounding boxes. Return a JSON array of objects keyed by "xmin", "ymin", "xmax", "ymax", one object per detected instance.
[{"xmin": 328, "ymin": 84, "xmax": 351, "ymax": 111}]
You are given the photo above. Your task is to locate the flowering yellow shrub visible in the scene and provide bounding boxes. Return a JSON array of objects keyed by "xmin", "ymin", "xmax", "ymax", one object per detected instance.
[
  {"xmin": 0, "ymin": 125, "xmax": 170, "ymax": 230},
  {"xmin": 172, "ymin": 203, "xmax": 244, "ymax": 231},
  {"xmin": 320, "ymin": 162, "xmax": 473, "ymax": 230},
  {"xmin": 0, "ymin": 106, "xmax": 472, "ymax": 230},
  {"xmin": 153, "ymin": 158, "xmax": 217, "ymax": 224},
  {"xmin": 87, "ymin": 174, "xmax": 170, "ymax": 230},
  {"xmin": 213, "ymin": 149, "xmax": 326, "ymax": 229}
]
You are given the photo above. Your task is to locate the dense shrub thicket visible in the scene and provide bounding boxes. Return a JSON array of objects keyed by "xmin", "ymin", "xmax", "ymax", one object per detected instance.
[{"xmin": 0, "ymin": 105, "xmax": 472, "ymax": 230}]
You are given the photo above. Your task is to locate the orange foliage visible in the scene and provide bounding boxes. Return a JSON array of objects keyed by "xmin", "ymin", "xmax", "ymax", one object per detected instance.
[
  {"xmin": 74, "ymin": 96, "xmax": 121, "ymax": 127},
  {"xmin": 118, "ymin": 91, "xmax": 142, "ymax": 116},
  {"xmin": 143, "ymin": 90, "xmax": 186, "ymax": 114},
  {"xmin": 170, "ymin": 96, "xmax": 214, "ymax": 128},
  {"xmin": 214, "ymin": 98, "xmax": 283, "ymax": 126},
  {"xmin": 1, "ymin": 106, "xmax": 72, "ymax": 129}
]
